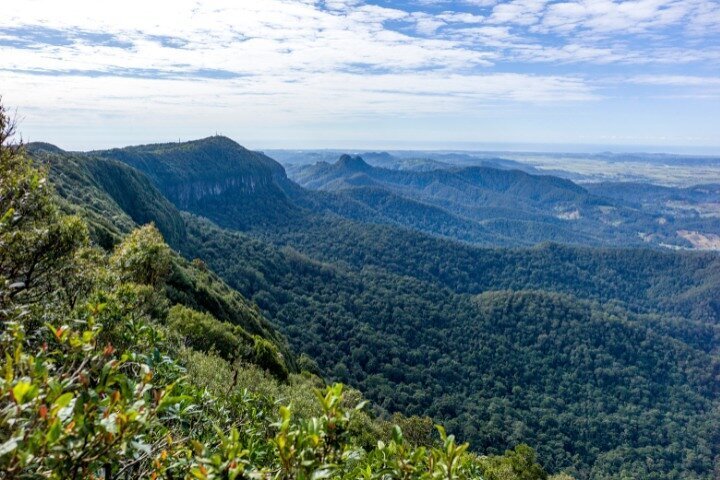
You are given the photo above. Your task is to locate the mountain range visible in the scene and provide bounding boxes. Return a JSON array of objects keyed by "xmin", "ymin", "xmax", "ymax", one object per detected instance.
[{"xmin": 26, "ymin": 136, "xmax": 720, "ymax": 479}]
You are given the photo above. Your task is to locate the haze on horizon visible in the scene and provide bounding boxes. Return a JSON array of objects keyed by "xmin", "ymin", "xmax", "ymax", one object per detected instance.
[{"xmin": 2, "ymin": 0, "xmax": 720, "ymax": 153}]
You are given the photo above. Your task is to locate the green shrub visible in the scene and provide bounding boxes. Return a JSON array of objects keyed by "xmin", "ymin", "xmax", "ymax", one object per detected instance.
[
  {"xmin": 167, "ymin": 304, "xmax": 253, "ymax": 361},
  {"xmin": 111, "ymin": 224, "xmax": 170, "ymax": 286},
  {"xmin": 252, "ymin": 336, "xmax": 289, "ymax": 380}
]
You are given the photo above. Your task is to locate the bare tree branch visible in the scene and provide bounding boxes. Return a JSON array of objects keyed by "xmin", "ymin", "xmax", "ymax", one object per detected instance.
[{"xmin": 0, "ymin": 96, "xmax": 23, "ymax": 156}]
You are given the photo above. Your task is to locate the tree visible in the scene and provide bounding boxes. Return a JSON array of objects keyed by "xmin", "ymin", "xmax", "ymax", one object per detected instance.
[
  {"xmin": 0, "ymin": 98, "xmax": 87, "ymax": 312},
  {"xmin": 111, "ymin": 224, "xmax": 170, "ymax": 287}
]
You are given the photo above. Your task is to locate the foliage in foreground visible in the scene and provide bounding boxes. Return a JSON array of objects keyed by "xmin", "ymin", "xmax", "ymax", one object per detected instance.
[{"xmin": 0, "ymin": 109, "xmax": 552, "ymax": 478}]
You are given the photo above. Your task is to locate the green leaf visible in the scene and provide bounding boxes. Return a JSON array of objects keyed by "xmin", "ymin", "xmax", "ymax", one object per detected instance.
[
  {"xmin": 0, "ymin": 207, "xmax": 15, "ymax": 226},
  {"xmin": 189, "ymin": 467, "xmax": 208, "ymax": 479},
  {"xmin": 46, "ymin": 420, "xmax": 62, "ymax": 444},
  {"xmin": 12, "ymin": 381, "xmax": 36, "ymax": 404},
  {"xmin": 157, "ymin": 395, "xmax": 193, "ymax": 412},
  {"xmin": 52, "ymin": 392, "xmax": 74, "ymax": 409},
  {"xmin": 392, "ymin": 425, "xmax": 404, "ymax": 445}
]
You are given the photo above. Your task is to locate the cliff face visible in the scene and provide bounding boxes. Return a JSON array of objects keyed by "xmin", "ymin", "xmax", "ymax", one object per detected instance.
[
  {"xmin": 92, "ymin": 136, "xmax": 300, "ymax": 230},
  {"xmin": 167, "ymin": 175, "xmax": 277, "ymax": 208}
]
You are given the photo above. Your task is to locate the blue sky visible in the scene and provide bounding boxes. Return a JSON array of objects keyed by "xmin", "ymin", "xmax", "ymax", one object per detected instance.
[{"xmin": 1, "ymin": 0, "xmax": 719, "ymax": 152}]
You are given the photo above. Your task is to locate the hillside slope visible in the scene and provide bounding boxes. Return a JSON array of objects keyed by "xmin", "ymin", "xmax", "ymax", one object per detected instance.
[
  {"xmin": 181, "ymin": 214, "xmax": 720, "ymax": 479},
  {"xmin": 29, "ymin": 142, "xmax": 187, "ymax": 248},
  {"xmin": 29, "ymin": 143, "xmax": 294, "ymax": 367}
]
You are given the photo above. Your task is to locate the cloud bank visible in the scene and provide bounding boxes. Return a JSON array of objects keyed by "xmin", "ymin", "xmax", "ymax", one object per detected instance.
[{"xmin": 1, "ymin": 0, "xmax": 719, "ymax": 149}]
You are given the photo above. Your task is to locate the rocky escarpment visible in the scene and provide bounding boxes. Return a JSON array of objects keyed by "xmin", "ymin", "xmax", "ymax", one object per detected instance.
[
  {"xmin": 167, "ymin": 175, "xmax": 278, "ymax": 208},
  {"xmin": 91, "ymin": 136, "xmax": 299, "ymax": 230}
]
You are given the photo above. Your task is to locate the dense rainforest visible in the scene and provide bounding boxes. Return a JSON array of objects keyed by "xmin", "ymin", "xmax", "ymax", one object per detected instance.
[
  {"xmin": 179, "ymin": 215, "xmax": 720, "ymax": 479},
  {"xmin": 4, "ymin": 121, "xmax": 719, "ymax": 478},
  {"xmin": 0, "ymin": 103, "xmax": 555, "ymax": 478}
]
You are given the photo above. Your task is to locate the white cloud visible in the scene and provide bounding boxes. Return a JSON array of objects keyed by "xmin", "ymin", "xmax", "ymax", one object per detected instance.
[
  {"xmin": 436, "ymin": 12, "xmax": 486, "ymax": 23},
  {"xmin": 685, "ymin": 0, "xmax": 720, "ymax": 35},
  {"xmin": 627, "ymin": 75, "xmax": 720, "ymax": 87},
  {"xmin": 613, "ymin": 74, "xmax": 720, "ymax": 102},
  {"xmin": 514, "ymin": 43, "xmax": 631, "ymax": 63},
  {"xmin": 408, "ymin": 12, "xmax": 447, "ymax": 35},
  {"xmin": 488, "ymin": 0, "xmax": 548, "ymax": 25},
  {"xmin": 0, "ymin": 0, "xmax": 597, "ymax": 118},
  {"xmin": 416, "ymin": 0, "xmax": 497, "ymax": 7},
  {"xmin": 537, "ymin": 0, "xmax": 688, "ymax": 35}
]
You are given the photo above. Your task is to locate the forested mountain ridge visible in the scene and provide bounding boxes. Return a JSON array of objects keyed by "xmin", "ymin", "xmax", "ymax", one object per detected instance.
[
  {"xmin": 91, "ymin": 136, "xmax": 298, "ymax": 230},
  {"xmin": 85, "ymin": 139, "xmax": 601, "ymax": 246},
  {"xmin": 26, "ymin": 141, "xmax": 294, "ymax": 369},
  {"xmin": 264, "ymin": 217, "xmax": 720, "ymax": 325},
  {"xmin": 289, "ymin": 155, "xmax": 603, "ymax": 247},
  {"xmin": 86, "ymin": 139, "xmax": 510, "ymax": 245},
  {"xmin": 92, "ymin": 136, "xmax": 289, "ymax": 204},
  {"xmin": 292, "ymin": 154, "xmax": 720, "ymax": 249},
  {"xmin": 90, "ymin": 136, "xmax": 720, "ymax": 250},
  {"xmin": 30, "ymin": 135, "xmax": 720, "ymax": 479}
]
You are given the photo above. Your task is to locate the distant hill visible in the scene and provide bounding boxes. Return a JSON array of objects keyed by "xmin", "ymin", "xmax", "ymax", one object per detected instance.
[
  {"xmin": 272, "ymin": 149, "xmax": 540, "ymax": 174},
  {"xmin": 268, "ymin": 149, "xmax": 451, "ymax": 171},
  {"xmin": 291, "ymin": 154, "xmax": 632, "ymax": 246},
  {"xmin": 294, "ymin": 154, "xmax": 589, "ymax": 206},
  {"xmin": 291, "ymin": 154, "xmax": 720, "ymax": 250}
]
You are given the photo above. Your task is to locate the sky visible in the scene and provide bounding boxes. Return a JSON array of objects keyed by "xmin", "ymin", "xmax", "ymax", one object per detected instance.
[{"xmin": 1, "ymin": 0, "xmax": 720, "ymax": 152}]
